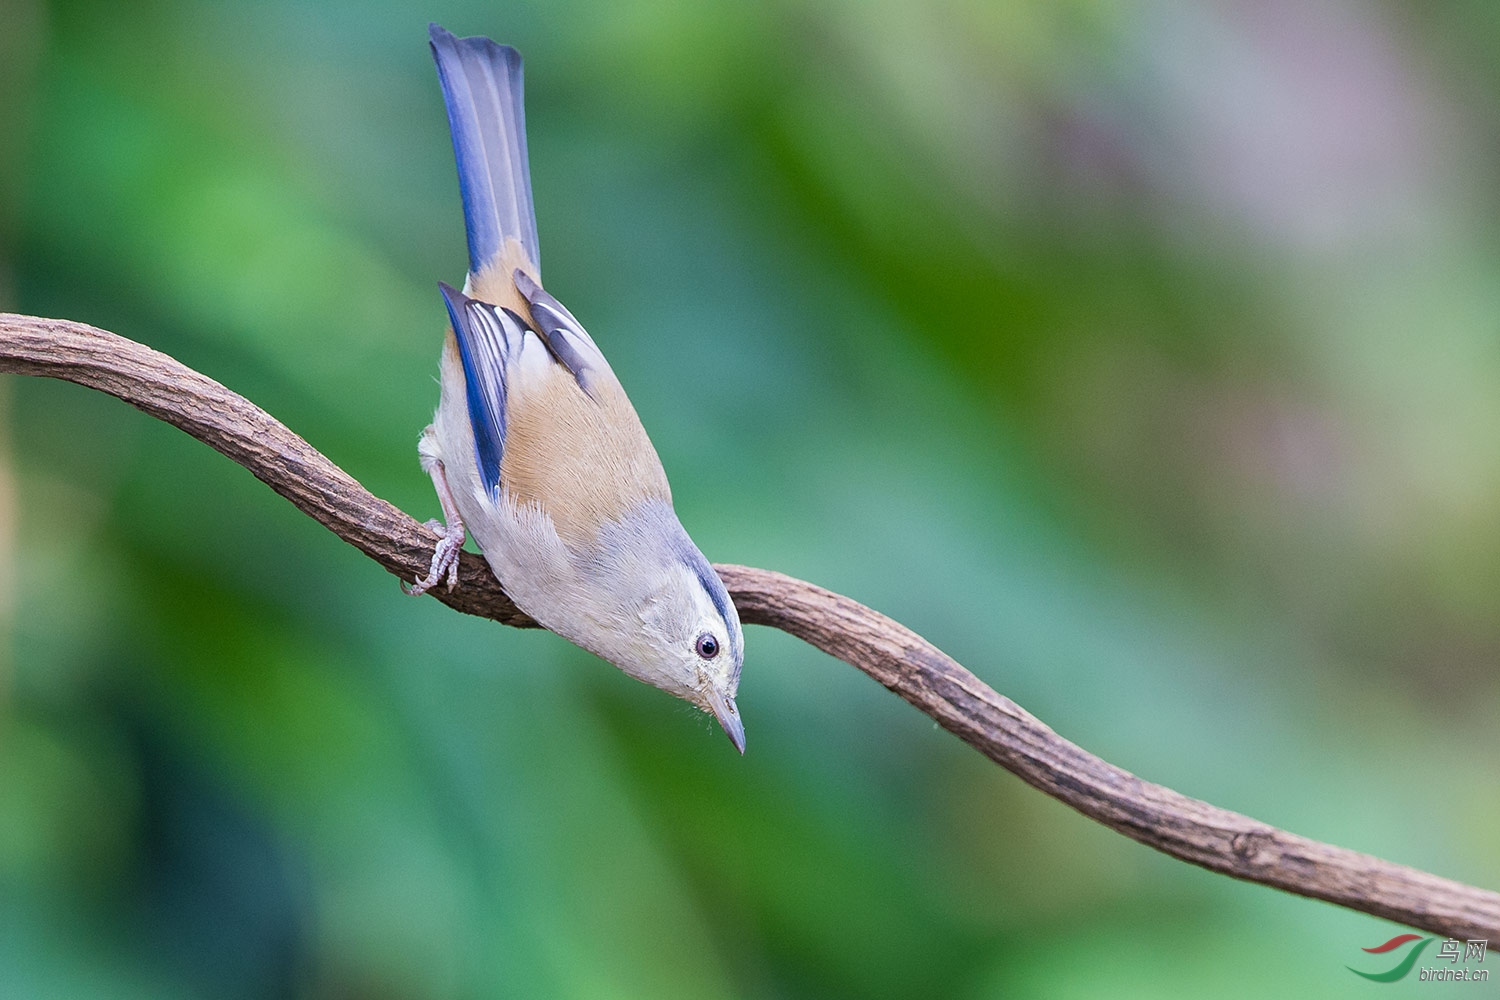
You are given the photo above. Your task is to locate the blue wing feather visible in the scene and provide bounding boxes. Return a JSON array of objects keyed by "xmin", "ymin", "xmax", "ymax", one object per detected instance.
[
  {"xmin": 440, "ymin": 282, "xmax": 530, "ymax": 497},
  {"xmin": 511, "ymin": 268, "xmax": 611, "ymax": 393}
]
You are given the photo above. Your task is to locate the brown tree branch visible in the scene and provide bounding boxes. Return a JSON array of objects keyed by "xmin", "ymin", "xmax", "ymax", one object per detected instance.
[{"xmin": 3, "ymin": 311, "xmax": 1496, "ymax": 939}]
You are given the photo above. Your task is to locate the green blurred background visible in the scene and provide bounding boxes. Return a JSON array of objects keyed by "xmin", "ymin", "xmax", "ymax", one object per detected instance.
[{"xmin": 3, "ymin": 0, "xmax": 1499, "ymax": 996}]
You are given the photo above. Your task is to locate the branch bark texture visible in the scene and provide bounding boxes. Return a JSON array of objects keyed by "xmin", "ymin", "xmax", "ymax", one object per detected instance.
[{"xmin": 3, "ymin": 312, "xmax": 1496, "ymax": 940}]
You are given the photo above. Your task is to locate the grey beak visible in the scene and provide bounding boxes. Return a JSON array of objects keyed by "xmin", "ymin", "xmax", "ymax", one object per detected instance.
[{"xmin": 705, "ymin": 686, "xmax": 745, "ymax": 755}]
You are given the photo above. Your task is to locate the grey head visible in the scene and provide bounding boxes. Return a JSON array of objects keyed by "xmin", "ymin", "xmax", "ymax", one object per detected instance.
[{"xmin": 580, "ymin": 499, "xmax": 745, "ymax": 752}]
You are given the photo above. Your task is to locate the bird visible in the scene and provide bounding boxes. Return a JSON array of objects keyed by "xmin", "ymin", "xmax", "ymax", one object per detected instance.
[{"xmin": 410, "ymin": 24, "xmax": 746, "ymax": 753}]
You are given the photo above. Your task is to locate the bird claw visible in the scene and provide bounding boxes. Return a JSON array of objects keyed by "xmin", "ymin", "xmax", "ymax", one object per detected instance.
[
  {"xmin": 409, "ymin": 455, "xmax": 466, "ymax": 597},
  {"xmin": 407, "ymin": 521, "xmax": 464, "ymax": 596}
]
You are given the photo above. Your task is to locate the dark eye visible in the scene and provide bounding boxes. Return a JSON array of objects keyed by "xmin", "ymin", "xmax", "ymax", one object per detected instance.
[{"xmin": 695, "ymin": 633, "xmax": 720, "ymax": 659}]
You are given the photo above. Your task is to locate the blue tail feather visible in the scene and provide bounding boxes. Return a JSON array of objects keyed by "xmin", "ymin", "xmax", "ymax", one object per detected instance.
[{"xmin": 429, "ymin": 23, "xmax": 540, "ymax": 275}]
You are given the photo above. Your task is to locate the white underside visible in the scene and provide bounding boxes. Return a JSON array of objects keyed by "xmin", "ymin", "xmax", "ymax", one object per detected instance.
[
  {"xmin": 422, "ymin": 336, "xmax": 656, "ymax": 677},
  {"xmin": 419, "ymin": 329, "xmax": 740, "ymax": 709},
  {"xmin": 424, "ymin": 335, "xmax": 573, "ymax": 618}
]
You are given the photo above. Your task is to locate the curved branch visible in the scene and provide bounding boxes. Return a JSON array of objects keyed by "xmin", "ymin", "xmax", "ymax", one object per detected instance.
[{"xmin": 3, "ymin": 312, "xmax": 1496, "ymax": 939}]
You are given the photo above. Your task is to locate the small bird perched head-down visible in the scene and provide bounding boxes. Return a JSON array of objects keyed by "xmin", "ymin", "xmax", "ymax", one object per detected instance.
[{"xmin": 410, "ymin": 24, "xmax": 746, "ymax": 753}]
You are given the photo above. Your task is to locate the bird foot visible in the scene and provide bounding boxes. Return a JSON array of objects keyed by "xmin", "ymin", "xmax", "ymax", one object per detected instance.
[
  {"xmin": 407, "ymin": 456, "xmax": 466, "ymax": 596},
  {"xmin": 407, "ymin": 519, "xmax": 464, "ymax": 595}
]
